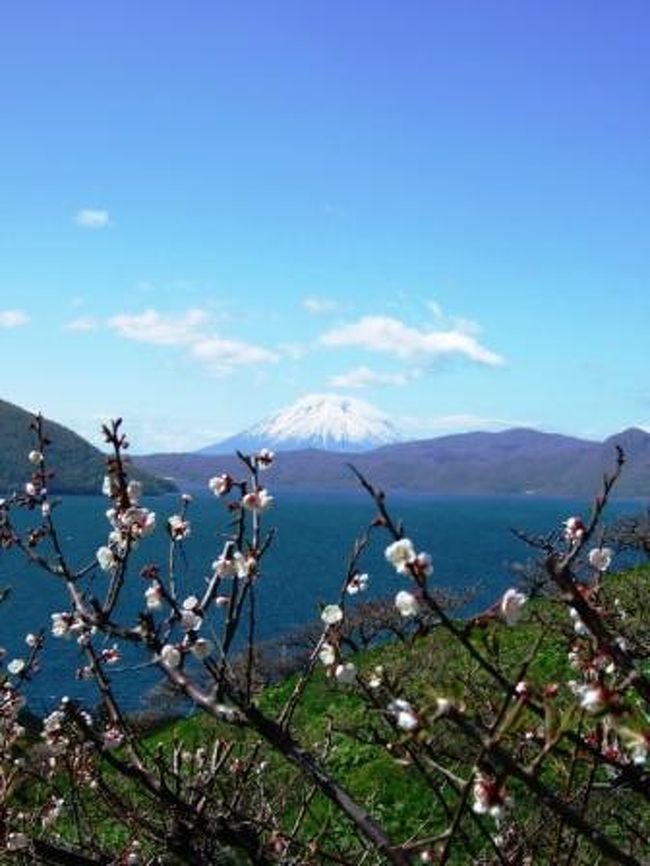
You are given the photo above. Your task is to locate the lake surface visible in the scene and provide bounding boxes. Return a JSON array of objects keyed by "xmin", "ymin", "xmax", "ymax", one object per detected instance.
[{"xmin": 0, "ymin": 491, "xmax": 646, "ymax": 715}]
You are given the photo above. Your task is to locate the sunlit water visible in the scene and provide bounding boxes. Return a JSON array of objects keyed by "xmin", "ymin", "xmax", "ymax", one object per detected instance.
[{"xmin": 0, "ymin": 491, "xmax": 646, "ymax": 715}]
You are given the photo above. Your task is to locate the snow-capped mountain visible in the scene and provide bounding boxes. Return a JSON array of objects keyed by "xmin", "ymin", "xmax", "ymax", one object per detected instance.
[{"xmin": 197, "ymin": 393, "xmax": 403, "ymax": 454}]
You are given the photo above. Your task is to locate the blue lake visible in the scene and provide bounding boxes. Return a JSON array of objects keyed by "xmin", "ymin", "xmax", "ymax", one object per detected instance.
[{"xmin": 0, "ymin": 490, "xmax": 646, "ymax": 715}]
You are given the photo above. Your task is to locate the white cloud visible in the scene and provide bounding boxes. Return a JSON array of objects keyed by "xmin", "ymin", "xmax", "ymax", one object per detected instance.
[
  {"xmin": 319, "ymin": 315, "xmax": 504, "ymax": 366},
  {"xmin": 191, "ymin": 337, "xmax": 279, "ymax": 376},
  {"xmin": 74, "ymin": 208, "xmax": 111, "ymax": 229},
  {"xmin": 66, "ymin": 315, "xmax": 98, "ymax": 332},
  {"xmin": 107, "ymin": 307, "xmax": 278, "ymax": 377},
  {"xmin": 426, "ymin": 299, "xmax": 444, "ymax": 319},
  {"xmin": 0, "ymin": 310, "xmax": 29, "ymax": 328},
  {"xmin": 302, "ymin": 296, "xmax": 337, "ymax": 314},
  {"xmin": 328, "ymin": 366, "xmax": 420, "ymax": 389},
  {"xmin": 107, "ymin": 308, "xmax": 208, "ymax": 345}
]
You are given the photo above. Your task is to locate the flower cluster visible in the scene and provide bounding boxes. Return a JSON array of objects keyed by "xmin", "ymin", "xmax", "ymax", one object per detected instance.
[
  {"xmin": 385, "ymin": 538, "xmax": 433, "ymax": 580},
  {"xmin": 254, "ymin": 448, "xmax": 275, "ymax": 470},
  {"xmin": 209, "ymin": 473, "xmax": 232, "ymax": 497},
  {"xmin": 384, "ymin": 538, "xmax": 432, "ymax": 619},
  {"xmin": 387, "ymin": 698, "xmax": 419, "ymax": 732},
  {"xmin": 472, "ymin": 773, "xmax": 511, "ymax": 818},
  {"xmin": 213, "ymin": 547, "xmax": 258, "ymax": 582},
  {"xmin": 0, "ymin": 683, "xmax": 27, "ymax": 759},
  {"xmin": 168, "ymin": 513, "xmax": 191, "ymax": 540},
  {"xmin": 563, "ymin": 515, "xmax": 586, "ymax": 545},
  {"xmin": 99, "ymin": 475, "xmax": 156, "ymax": 569},
  {"xmin": 500, "ymin": 588, "xmax": 527, "ymax": 626},
  {"xmin": 241, "ymin": 488, "xmax": 274, "ymax": 512}
]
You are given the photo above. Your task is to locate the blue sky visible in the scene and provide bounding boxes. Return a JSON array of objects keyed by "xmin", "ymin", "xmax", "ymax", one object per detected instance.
[{"xmin": 1, "ymin": 1, "xmax": 649, "ymax": 452}]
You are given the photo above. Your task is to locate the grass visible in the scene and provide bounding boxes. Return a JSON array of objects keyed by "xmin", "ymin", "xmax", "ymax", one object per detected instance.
[{"xmin": 13, "ymin": 565, "xmax": 650, "ymax": 864}]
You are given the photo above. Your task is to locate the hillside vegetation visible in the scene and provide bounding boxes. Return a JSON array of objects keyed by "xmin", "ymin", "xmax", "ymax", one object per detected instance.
[
  {"xmin": 0, "ymin": 399, "xmax": 176, "ymax": 494},
  {"xmin": 39, "ymin": 567, "xmax": 650, "ymax": 865}
]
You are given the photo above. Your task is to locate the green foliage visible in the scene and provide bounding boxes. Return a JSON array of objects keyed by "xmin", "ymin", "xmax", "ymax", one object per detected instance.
[{"xmin": 0, "ymin": 398, "xmax": 175, "ymax": 494}]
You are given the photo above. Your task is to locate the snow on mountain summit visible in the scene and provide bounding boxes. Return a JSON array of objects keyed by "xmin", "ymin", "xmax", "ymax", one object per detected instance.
[{"xmin": 198, "ymin": 393, "xmax": 403, "ymax": 454}]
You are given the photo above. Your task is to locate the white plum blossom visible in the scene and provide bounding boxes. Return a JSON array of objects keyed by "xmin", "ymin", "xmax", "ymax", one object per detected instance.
[
  {"xmin": 144, "ymin": 584, "xmax": 164, "ymax": 610},
  {"xmin": 619, "ymin": 728, "xmax": 649, "ymax": 765},
  {"xmin": 411, "ymin": 552, "xmax": 434, "ymax": 580},
  {"xmin": 190, "ymin": 638, "xmax": 214, "ymax": 660},
  {"xmin": 241, "ymin": 488, "xmax": 274, "ymax": 512},
  {"xmin": 42, "ymin": 708, "xmax": 66, "ymax": 739},
  {"xmin": 180, "ymin": 609, "xmax": 203, "ymax": 632},
  {"xmin": 334, "ymin": 662, "xmax": 357, "ymax": 684},
  {"xmin": 51, "ymin": 612, "xmax": 75, "ymax": 639},
  {"xmin": 321, "ymin": 604, "xmax": 343, "ymax": 625},
  {"xmin": 24, "ymin": 481, "xmax": 37, "ymax": 497},
  {"xmin": 388, "ymin": 698, "xmax": 419, "ymax": 731},
  {"xmin": 25, "ymin": 633, "xmax": 38, "ymax": 648},
  {"xmin": 630, "ymin": 740, "xmax": 648, "ymax": 766},
  {"xmin": 100, "ymin": 645, "xmax": 121, "ymax": 665},
  {"xmin": 574, "ymin": 683, "xmax": 606, "ymax": 713},
  {"xmin": 168, "ymin": 514, "xmax": 191, "ymax": 540},
  {"xmin": 102, "ymin": 475, "xmax": 119, "ymax": 497},
  {"xmin": 28, "ymin": 449, "xmax": 43, "ymax": 464},
  {"xmin": 395, "ymin": 590, "xmax": 419, "ymax": 618},
  {"xmin": 7, "ymin": 658, "xmax": 26, "ymax": 676},
  {"xmin": 255, "ymin": 448, "xmax": 275, "ymax": 469},
  {"xmin": 183, "ymin": 595, "xmax": 200, "ymax": 610},
  {"xmin": 127, "ymin": 480, "xmax": 143, "ymax": 504},
  {"xmin": 180, "ymin": 596, "xmax": 203, "ymax": 632},
  {"xmin": 569, "ymin": 607, "xmax": 590, "ymax": 636},
  {"xmin": 346, "ymin": 572, "xmax": 369, "ymax": 594},
  {"xmin": 500, "ymin": 588, "xmax": 527, "ymax": 626},
  {"xmin": 119, "ymin": 506, "xmax": 156, "ymax": 539},
  {"xmin": 208, "ymin": 474, "xmax": 232, "ymax": 496},
  {"xmin": 588, "ymin": 547, "xmax": 613, "ymax": 572},
  {"xmin": 563, "ymin": 516, "xmax": 586, "ymax": 544},
  {"xmin": 385, "ymin": 538, "xmax": 416, "ymax": 573},
  {"xmin": 160, "ymin": 644, "xmax": 182, "ymax": 669},
  {"xmin": 6, "ymin": 832, "xmax": 29, "ymax": 851},
  {"xmin": 472, "ymin": 774, "xmax": 510, "ymax": 818},
  {"xmin": 103, "ymin": 726, "xmax": 125, "ymax": 749},
  {"xmin": 96, "ymin": 546, "xmax": 116, "ymax": 572},
  {"xmin": 213, "ymin": 551, "xmax": 255, "ymax": 580},
  {"xmin": 318, "ymin": 642, "xmax": 336, "ymax": 667}
]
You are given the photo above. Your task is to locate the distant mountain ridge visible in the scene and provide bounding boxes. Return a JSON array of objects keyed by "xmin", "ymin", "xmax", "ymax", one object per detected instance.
[
  {"xmin": 198, "ymin": 393, "xmax": 402, "ymax": 454},
  {"xmin": 136, "ymin": 426, "xmax": 650, "ymax": 497},
  {"xmin": 0, "ymin": 399, "xmax": 176, "ymax": 495}
]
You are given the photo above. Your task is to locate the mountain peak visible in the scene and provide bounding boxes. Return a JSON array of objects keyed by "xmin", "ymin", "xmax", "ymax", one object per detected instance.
[{"xmin": 198, "ymin": 393, "xmax": 403, "ymax": 454}]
